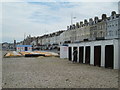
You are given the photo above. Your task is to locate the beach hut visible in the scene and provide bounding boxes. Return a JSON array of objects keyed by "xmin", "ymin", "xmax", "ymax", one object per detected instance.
[
  {"xmin": 60, "ymin": 45, "xmax": 68, "ymax": 59},
  {"xmin": 60, "ymin": 39, "xmax": 119, "ymax": 69},
  {"xmin": 16, "ymin": 45, "xmax": 32, "ymax": 52}
]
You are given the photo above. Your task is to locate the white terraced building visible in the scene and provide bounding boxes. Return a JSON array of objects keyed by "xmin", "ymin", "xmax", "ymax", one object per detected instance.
[{"xmin": 105, "ymin": 11, "xmax": 120, "ymax": 39}]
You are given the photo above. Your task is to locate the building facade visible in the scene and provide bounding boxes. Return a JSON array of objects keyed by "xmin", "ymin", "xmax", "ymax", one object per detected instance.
[
  {"xmin": 105, "ymin": 11, "xmax": 120, "ymax": 39},
  {"xmin": 90, "ymin": 14, "xmax": 107, "ymax": 40},
  {"xmin": 20, "ymin": 11, "xmax": 120, "ymax": 51},
  {"xmin": 64, "ymin": 20, "xmax": 91, "ymax": 43}
]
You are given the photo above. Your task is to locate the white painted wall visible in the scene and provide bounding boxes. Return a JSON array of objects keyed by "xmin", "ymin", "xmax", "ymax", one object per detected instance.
[
  {"xmin": 16, "ymin": 47, "xmax": 32, "ymax": 52},
  {"xmin": 16, "ymin": 47, "xmax": 24, "ymax": 52},
  {"xmin": 60, "ymin": 46, "xmax": 68, "ymax": 59},
  {"xmin": 68, "ymin": 39, "xmax": 119, "ymax": 69}
]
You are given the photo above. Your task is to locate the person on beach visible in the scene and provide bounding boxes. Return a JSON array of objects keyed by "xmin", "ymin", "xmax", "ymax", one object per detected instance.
[{"xmin": 73, "ymin": 48, "xmax": 78, "ymax": 63}]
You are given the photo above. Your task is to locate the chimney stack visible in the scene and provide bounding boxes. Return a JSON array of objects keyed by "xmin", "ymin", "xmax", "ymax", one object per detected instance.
[
  {"xmin": 73, "ymin": 24, "xmax": 75, "ymax": 29},
  {"xmin": 76, "ymin": 22, "xmax": 79, "ymax": 28},
  {"xmin": 94, "ymin": 16, "xmax": 99, "ymax": 24},
  {"xmin": 67, "ymin": 26, "xmax": 69, "ymax": 30},
  {"xmin": 89, "ymin": 18, "xmax": 93, "ymax": 25},
  {"xmin": 111, "ymin": 11, "xmax": 116, "ymax": 16},
  {"xmin": 84, "ymin": 19, "xmax": 88, "ymax": 25},
  {"xmin": 70, "ymin": 25, "xmax": 72, "ymax": 30},
  {"xmin": 102, "ymin": 14, "xmax": 107, "ymax": 20},
  {"xmin": 80, "ymin": 21, "xmax": 83, "ymax": 27}
]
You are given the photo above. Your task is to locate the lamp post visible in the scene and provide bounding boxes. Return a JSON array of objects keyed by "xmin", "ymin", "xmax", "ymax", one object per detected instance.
[
  {"xmin": 71, "ymin": 14, "xmax": 77, "ymax": 42},
  {"xmin": 23, "ymin": 33, "xmax": 26, "ymax": 45},
  {"xmin": 118, "ymin": 1, "xmax": 120, "ymax": 14},
  {"xmin": 71, "ymin": 13, "xmax": 76, "ymax": 25}
]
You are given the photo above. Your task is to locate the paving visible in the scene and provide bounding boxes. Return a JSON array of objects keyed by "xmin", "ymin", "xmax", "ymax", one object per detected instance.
[{"xmin": 2, "ymin": 51, "xmax": 118, "ymax": 88}]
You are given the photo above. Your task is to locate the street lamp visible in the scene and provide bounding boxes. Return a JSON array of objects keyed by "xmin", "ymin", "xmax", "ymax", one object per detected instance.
[{"xmin": 71, "ymin": 13, "xmax": 76, "ymax": 25}]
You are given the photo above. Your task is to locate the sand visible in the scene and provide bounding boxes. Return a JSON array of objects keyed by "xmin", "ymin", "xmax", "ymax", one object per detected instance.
[{"xmin": 2, "ymin": 51, "xmax": 118, "ymax": 88}]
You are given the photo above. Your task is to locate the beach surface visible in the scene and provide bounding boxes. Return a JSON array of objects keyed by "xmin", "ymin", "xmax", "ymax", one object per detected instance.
[{"xmin": 2, "ymin": 51, "xmax": 118, "ymax": 88}]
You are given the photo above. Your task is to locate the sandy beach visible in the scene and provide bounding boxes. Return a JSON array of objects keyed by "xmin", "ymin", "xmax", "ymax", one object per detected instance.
[{"xmin": 2, "ymin": 51, "xmax": 118, "ymax": 88}]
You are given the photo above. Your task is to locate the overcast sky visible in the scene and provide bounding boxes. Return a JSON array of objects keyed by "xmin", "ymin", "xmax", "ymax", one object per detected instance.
[{"xmin": 1, "ymin": 0, "xmax": 119, "ymax": 43}]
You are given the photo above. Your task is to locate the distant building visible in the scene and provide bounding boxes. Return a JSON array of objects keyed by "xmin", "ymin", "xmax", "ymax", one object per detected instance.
[
  {"xmin": 36, "ymin": 30, "xmax": 64, "ymax": 50},
  {"xmin": 78, "ymin": 20, "xmax": 90, "ymax": 41},
  {"xmin": 14, "ymin": 40, "xmax": 16, "ymax": 50},
  {"xmin": 17, "ymin": 11, "xmax": 120, "ymax": 51},
  {"xmin": 23, "ymin": 35, "xmax": 34, "ymax": 45},
  {"xmin": 30, "ymin": 39, "xmax": 37, "ymax": 46},
  {"xmin": 2, "ymin": 42, "xmax": 9, "ymax": 50},
  {"xmin": 2, "ymin": 42, "xmax": 14, "ymax": 50},
  {"xmin": 16, "ymin": 45, "xmax": 32, "ymax": 52},
  {"xmin": 62, "ymin": 20, "xmax": 90, "ymax": 44}
]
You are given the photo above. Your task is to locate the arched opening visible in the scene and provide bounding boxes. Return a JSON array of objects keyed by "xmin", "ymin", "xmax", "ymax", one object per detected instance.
[
  {"xmin": 94, "ymin": 46, "xmax": 101, "ymax": 66},
  {"xmin": 79, "ymin": 47, "xmax": 84, "ymax": 63},
  {"xmin": 68, "ymin": 47, "xmax": 72, "ymax": 61},
  {"xmin": 105, "ymin": 45, "xmax": 114, "ymax": 69},
  {"xmin": 73, "ymin": 47, "xmax": 78, "ymax": 62},
  {"xmin": 85, "ymin": 46, "xmax": 90, "ymax": 64}
]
